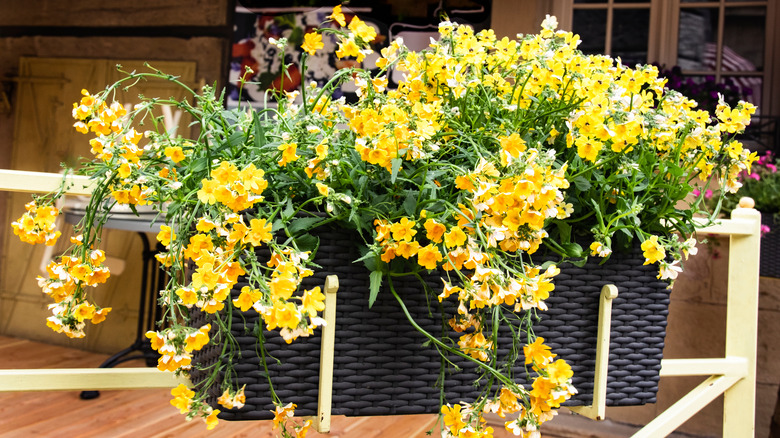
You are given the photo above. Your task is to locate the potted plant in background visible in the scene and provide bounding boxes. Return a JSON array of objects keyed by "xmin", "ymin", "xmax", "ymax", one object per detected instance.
[
  {"xmin": 698, "ymin": 150, "xmax": 779, "ymax": 276},
  {"xmin": 12, "ymin": 7, "xmax": 756, "ymax": 437}
]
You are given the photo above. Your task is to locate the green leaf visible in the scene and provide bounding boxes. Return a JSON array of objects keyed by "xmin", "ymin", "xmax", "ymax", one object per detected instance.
[
  {"xmin": 560, "ymin": 242, "xmax": 583, "ymax": 258},
  {"xmin": 253, "ymin": 112, "xmax": 268, "ymax": 149},
  {"xmin": 555, "ymin": 220, "xmax": 571, "ymax": 244},
  {"xmin": 287, "ymin": 217, "xmax": 324, "ymax": 234},
  {"xmin": 590, "ymin": 199, "xmax": 604, "ymax": 226},
  {"xmin": 294, "ymin": 233, "xmax": 319, "ymax": 252},
  {"xmin": 369, "ymin": 271, "xmax": 383, "ymax": 308},
  {"xmin": 189, "ymin": 157, "xmax": 208, "ymax": 174},
  {"xmin": 573, "ymin": 176, "xmax": 592, "ymax": 191},
  {"xmin": 391, "ymin": 158, "xmax": 402, "ymax": 183},
  {"xmin": 403, "ymin": 194, "xmax": 417, "ymax": 217},
  {"xmin": 282, "ymin": 198, "xmax": 294, "ymax": 219}
]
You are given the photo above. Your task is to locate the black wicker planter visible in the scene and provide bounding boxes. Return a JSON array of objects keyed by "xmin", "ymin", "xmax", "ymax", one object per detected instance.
[
  {"xmin": 761, "ymin": 214, "xmax": 780, "ymax": 278},
  {"xmin": 190, "ymin": 228, "xmax": 671, "ymax": 420}
]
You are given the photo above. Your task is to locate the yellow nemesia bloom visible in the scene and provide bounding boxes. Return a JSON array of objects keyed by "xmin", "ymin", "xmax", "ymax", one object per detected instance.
[
  {"xmin": 301, "ymin": 32, "xmax": 324, "ymax": 56},
  {"xmin": 328, "ymin": 4, "xmax": 346, "ymax": 26}
]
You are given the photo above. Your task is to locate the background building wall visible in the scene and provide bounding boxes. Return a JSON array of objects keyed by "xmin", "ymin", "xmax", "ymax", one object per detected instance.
[{"xmin": 0, "ymin": 0, "xmax": 232, "ymax": 353}]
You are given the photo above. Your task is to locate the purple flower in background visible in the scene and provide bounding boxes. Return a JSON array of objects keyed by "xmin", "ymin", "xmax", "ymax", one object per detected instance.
[{"xmin": 761, "ymin": 224, "xmax": 771, "ymax": 236}]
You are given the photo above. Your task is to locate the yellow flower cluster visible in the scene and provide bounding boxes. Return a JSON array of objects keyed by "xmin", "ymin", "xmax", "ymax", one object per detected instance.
[
  {"xmin": 332, "ymin": 6, "xmax": 376, "ymax": 63},
  {"xmin": 522, "ymin": 338, "xmax": 576, "ymax": 417},
  {"xmin": 170, "ymin": 383, "xmax": 220, "ymax": 429},
  {"xmin": 146, "ymin": 324, "xmax": 210, "ymax": 372},
  {"xmin": 440, "ymin": 337, "xmax": 576, "ymax": 437},
  {"xmin": 272, "ymin": 402, "xmax": 312, "ymax": 438},
  {"xmin": 38, "ymin": 244, "xmax": 112, "ymax": 338},
  {"xmin": 217, "ymin": 385, "xmax": 246, "ymax": 410},
  {"xmin": 197, "ymin": 161, "xmax": 269, "ymax": 212},
  {"xmin": 72, "ymin": 88, "xmax": 127, "ymax": 135},
  {"xmin": 11, "ymin": 200, "xmax": 61, "ymax": 246},
  {"xmin": 441, "ymin": 403, "xmax": 494, "ymax": 438}
]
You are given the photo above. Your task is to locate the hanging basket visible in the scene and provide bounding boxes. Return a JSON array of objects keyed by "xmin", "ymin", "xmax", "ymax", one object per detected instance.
[
  {"xmin": 190, "ymin": 227, "xmax": 671, "ymax": 420},
  {"xmin": 760, "ymin": 214, "xmax": 780, "ymax": 278}
]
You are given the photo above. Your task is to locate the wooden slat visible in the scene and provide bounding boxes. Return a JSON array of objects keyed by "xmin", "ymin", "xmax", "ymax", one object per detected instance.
[
  {"xmin": 0, "ymin": 169, "xmax": 95, "ymax": 195},
  {"xmin": 0, "ymin": 367, "xmax": 188, "ymax": 391}
]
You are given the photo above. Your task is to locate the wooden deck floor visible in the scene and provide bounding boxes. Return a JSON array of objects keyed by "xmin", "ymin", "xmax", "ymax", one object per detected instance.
[{"xmin": 0, "ymin": 335, "xmax": 528, "ymax": 438}]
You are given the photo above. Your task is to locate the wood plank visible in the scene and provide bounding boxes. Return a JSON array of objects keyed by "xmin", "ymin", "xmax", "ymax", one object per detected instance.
[
  {"xmin": 0, "ymin": 367, "xmax": 187, "ymax": 391},
  {"xmin": 0, "ymin": 170, "xmax": 94, "ymax": 195},
  {"xmin": 0, "ymin": 0, "xmax": 230, "ymax": 27}
]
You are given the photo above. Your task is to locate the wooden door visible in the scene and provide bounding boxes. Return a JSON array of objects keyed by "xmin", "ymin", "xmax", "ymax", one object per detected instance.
[{"xmin": 1, "ymin": 58, "xmax": 195, "ymax": 353}]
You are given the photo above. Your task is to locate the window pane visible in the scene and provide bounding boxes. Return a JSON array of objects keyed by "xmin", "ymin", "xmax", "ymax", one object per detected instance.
[
  {"xmin": 614, "ymin": 0, "xmax": 650, "ymax": 3},
  {"xmin": 677, "ymin": 8, "xmax": 718, "ymax": 70},
  {"xmin": 723, "ymin": 7, "xmax": 766, "ymax": 70},
  {"xmin": 572, "ymin": 9, "xmax": 607, "ymax": 56},
  {"xmin": 612, "ymin": 9, "xmax": 650, "ymax": 66}
]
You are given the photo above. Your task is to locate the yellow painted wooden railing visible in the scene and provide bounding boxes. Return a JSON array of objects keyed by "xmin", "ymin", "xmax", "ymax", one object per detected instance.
[
  {"xmin": 0, "ymin": 170, "xmax": 760, "ymax": 436},
  {"xmin": 568, "ymin": 202, "xmax": 760, "ymax": 438}
]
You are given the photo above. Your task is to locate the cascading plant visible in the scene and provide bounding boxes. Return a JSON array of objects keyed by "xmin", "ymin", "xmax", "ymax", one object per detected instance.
[{"xmin": 14, "ymin": 7, "xmax": 755, "ymax": 438}]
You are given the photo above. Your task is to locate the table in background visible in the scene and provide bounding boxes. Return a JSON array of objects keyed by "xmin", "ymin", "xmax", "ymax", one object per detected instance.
[{"xmin": 64, "ymin": 208, "xmax": 167, "ymax": 399}]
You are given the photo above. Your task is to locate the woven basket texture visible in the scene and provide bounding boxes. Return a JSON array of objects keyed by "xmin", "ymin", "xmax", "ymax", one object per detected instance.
[
  {"xmin": 761, "ymin": 215, "xmax": 780, "ymax": 277},
  {"xmin": 190, "ymin": 228, "xmax": 671, "ymax": 420}
]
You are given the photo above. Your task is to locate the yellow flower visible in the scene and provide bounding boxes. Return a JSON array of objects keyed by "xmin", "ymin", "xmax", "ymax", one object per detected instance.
[
  {"xmin": 641, "ymin": 235, "xmax": 666, "ymax": 265},
  {"xmin": 192, "ymin": 263, "xmax": 220, "ymax": 290},
  {"xmin": 272, "ymin": 402, "xmax": 296, "ymax": 429},
  {"xmin": 417, "ymin": 244, "xmax": 443, "ymax": 270},
  {"xmin": 301, "ymin": 32, "xmax": 324, "ymax": 56},
  {"xmin": 164, "ymin": 145, "xmax": 186, "ymax": 163},
  {"xmin": 499, "ymin": 133, "xmax": 526, "ymax": 159},
  {"xmin": 575, "ymin": 137, "xmax": 602, "ymax": 163},
  {"xmin": 444, "ymin": 227, "xmax": 467, "ymax": 248},
  {"xmin": 348, "ymin": 16, "xmax": 377, "ymax": 43},
  {"xmin": 233, "ymin": 286, "xmax": 259, "ymax": 312},
  {"xmin": 328, "ymin": 4, "xmax": 346, "ymax": 26},
  {"xmin": 546, "ymin": 358, "xmax": 573, "ymax": 385},
  {"xmin": 267, "ymin": 301, "xmax": 301, "ymax": 331},
  {"xmin": 90, "ymin": 307, "xmax": 111, "ymax": 324},
  {"xmin": 204, "ymin": 409, "xmax": 220, "ymax": 430},
  {"xmin": 301, "ymin": 286, "xmax": 326, "ymax": 316},
  {"xmin": 441, "ymin": 404, "xmax": 466, "ymax": 433},
  {"xmin": 185, "ymin": 325, "xmax": 211, "ymax": 352},
  {"xmin": 176, "ymin": 287, "xmax": 199, "ymax": 306},
  {"xmin": 589, "ymin": 241, "xmax": 611, "ymax": 257},
  {"xmin": 395, "ymin": 240, "xmax": 420, "ymax": 259},
  {"xmin": 390, "ymin": 217, "xmax": 417, "ymax": 241},
  {"xmin": 336, "ymin": 37, "xmax": 361, "ymax": 60},
  {"xmin": 157, "ymin": 224, "xmax": 176, "ymax": 246},
  {"xmin": 524, "ymin": 337, "xmax": 555, "ymax": 366},
  {"xmin": 424, "ymin": 219, "xmax": 446, "ymax": 243},
  {"xmin": 244, "ymin": 218, "xmax": 273, "ymax": 246},
  {"xmin": 170, "ymin": 383, "xmax": 195, "ymax": 414},
  {"xmin": 277, "ymin": 142, "xmax": 299, "ymax": 167},
  {"xmin": 316, "ymin": 182, "xmax": 329, "ymax": 197}
]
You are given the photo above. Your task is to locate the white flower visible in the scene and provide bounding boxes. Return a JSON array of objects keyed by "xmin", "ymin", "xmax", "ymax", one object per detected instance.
[
  {"xmin": 541, "ymin": 15, "xmax": 558, "ymax": 31},
  {"xmin": 658, "ymin": 260, "xmax": 683, "ymax": 280}
]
